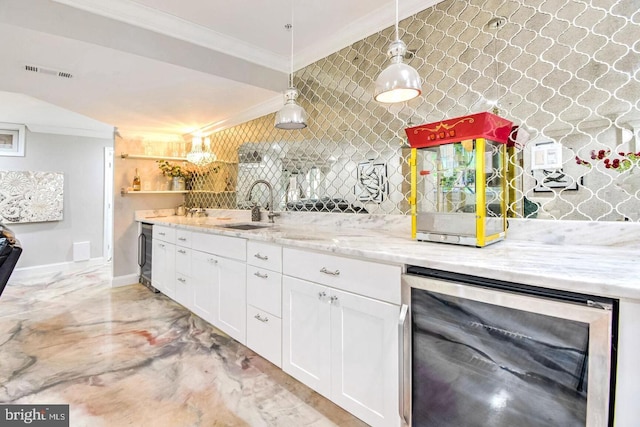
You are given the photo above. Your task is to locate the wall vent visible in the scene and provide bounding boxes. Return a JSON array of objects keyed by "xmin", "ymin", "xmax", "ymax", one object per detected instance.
[{"xmin": 24, "ymin": 64, "xmax": 73, "ymax": 79}]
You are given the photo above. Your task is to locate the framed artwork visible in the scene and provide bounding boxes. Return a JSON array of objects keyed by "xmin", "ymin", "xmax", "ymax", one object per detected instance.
[
  {"xmin": 532, "ymin": 168, "xmax": 582, "ymax": 192},
  {"xmin": 0, "ymin": 171, "xmax": 64, "ymax": 223},
  {"xmin": 0, "ymin": 123, "xmax": 25, "ymax": 157},
  {"xmin": 354, "ymin": 160, "xmax": 388, "ymax": 202}
]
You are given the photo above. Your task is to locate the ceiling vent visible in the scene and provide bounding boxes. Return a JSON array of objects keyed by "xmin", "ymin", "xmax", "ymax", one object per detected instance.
[{"xmin": 24, "ymin": 64, "xmax": 73, "ymax": 79}]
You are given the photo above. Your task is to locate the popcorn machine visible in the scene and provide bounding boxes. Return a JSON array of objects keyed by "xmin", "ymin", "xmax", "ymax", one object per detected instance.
[{"xmin": 405, "ymin": 112, "xmax": 513, "ymax": 247}]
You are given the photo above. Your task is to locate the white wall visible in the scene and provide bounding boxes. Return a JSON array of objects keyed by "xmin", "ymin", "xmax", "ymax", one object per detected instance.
[{"xmin": 0, "ymin": 129, "xmax": 113, "ymax": 268}]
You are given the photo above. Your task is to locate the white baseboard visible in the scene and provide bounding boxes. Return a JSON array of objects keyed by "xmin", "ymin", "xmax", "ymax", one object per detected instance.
[
  {"xmin": 111, "ymin": 273, "xmax": 140, "ymax": 288},
  {"xmin": 11, "ymin": 257, "xmax": 108, "ymax": 282}
]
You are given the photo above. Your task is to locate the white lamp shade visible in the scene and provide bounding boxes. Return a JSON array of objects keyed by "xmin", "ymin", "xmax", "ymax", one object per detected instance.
[
  {"xmin": 374, "ymin": 61, "xmax": 422, "ymax": 103},
  {"xmin": 374, "ymin": 38, "xmax": 422, "ymax": 103},
  {"xmin": 275, "ymin": 88, "xmax": 308, "ymax": 130}
]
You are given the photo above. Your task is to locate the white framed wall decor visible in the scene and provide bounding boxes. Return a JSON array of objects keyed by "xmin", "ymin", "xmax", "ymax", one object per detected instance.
[{"xmin": 0, "ymin": 123, "xmax": 26, "ymax": 157}]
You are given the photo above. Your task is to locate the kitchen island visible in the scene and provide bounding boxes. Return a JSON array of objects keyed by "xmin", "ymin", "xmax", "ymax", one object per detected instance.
[{"xmin": 136, "ymin": 209, "xmax": 640, "ymax": 427}]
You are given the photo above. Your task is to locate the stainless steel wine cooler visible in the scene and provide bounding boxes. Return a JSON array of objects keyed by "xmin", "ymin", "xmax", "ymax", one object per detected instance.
[{"xmin": 400, "ymin": 267, "xmax": 617, "ymax": 427}]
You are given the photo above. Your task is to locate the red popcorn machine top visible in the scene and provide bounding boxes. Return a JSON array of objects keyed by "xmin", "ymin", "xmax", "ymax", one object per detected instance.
[{"xmin": 405, "ymin": 112, "xmax": 513, "ymax": 247}]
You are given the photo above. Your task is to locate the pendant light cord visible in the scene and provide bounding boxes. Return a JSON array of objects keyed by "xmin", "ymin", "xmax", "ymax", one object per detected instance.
[
  {"xmin": 395, "ymin": 0, "xmax": 399, "ymax": 41},
  {"xmin": 290, "ymin": 0, "xmax": 294, "ymax": 88}
]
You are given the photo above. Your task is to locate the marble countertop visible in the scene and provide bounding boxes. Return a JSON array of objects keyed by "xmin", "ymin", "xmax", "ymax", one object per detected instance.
[{"xmin": 138, "ymin": 212, "xmax": 640, "ymax": 301}]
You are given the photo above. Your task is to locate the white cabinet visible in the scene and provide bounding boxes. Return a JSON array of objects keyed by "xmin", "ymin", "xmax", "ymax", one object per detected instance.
[
  {"xmin": 329, "ymin": 286, "xmax": 399, "ymax": 427},
  {"xmin": 246, "ymin": 241, "xmax": 283, "ymax": 367},
  {"xmin": 190, "ymin": 249, "xmax": 218, "ymax": 324},
  {"xmin": 189, "ymin": 231, "xmax": 247, "ymax": 344},
  {"xmin": 282, "ymin": 276, "xmax": 331, "ymax": 395},
  {"xmin": 152, "ymin": 225, "xmax": 176, "ymax": 298},
  {"xmin": 214, "ymin": 256, "xmax": 247, "ymax": 344},
  {"xmin": 174, "ymin": 246, "xmax": 192, "ymax": 307},
  {"xmin": 282, "ymin": 248, "xmax": 401, "ymax": 427},
  {"xmin": 173, "ymin": 230, "xmax": 192, "ymax": 308}
]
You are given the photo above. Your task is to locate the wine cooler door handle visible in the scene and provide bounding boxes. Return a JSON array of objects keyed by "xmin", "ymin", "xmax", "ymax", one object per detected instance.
[
  {"xmin": 398, "ymin": 304, "xmax": 409, "ymax": 426},
  {"xmin": 138, "ymin": 233, "xmax": 146, "ymax": 267}
]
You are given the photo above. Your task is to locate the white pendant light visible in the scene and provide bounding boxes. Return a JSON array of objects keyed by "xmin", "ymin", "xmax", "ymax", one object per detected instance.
[
  {"xmin": 275, "ymin": 3, "xmax": 308, "ymax": 130},
  {"xmin": 374, "ymin": 0, "xmax": 422, "ymax": 103},
  {"xmin": 187, "ymin": 136, "xmax": 216, "ymax": 166}
]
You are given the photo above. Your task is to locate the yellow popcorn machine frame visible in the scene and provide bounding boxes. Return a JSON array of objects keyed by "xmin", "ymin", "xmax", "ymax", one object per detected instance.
[{"xmin": 405, "ymin": 112, "xmax": 513, "ymax": 247}]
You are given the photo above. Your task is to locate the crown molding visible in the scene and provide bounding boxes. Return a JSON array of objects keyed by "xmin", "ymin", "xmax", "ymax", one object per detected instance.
[
  {"xmin": 192, "ymin": 95, "xmax": 283, "ymax": 136},
  {"xmin": 27, "ymin": 123, "xmax": 115, "ymax": 139},
  {"xmin": 52, "ymin": 0, "xmax": 288, "ymax": 72}
]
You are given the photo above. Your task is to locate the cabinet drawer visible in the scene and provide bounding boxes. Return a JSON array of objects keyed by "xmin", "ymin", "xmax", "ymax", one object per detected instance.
[
  {"xmin": 176, "ymin": 229, "xmax": 192, "ymax": 247},
  {"xmin": 282, "ymin": 247, "xmax": 401, "ymax": 305},
  {"xmin": 153, "ymin": 225, "xmax": 175, "ymax": 244},
  {"xmin": 192, "ymin": 232, "xmax": 246, "ymax": 261},
  {"xmin": 247, "ymin": 305, "xmax": 282, "ymax": 368},
  {"xmin": 247, "ymin": 265, "xmax": 282, "ymax": 316},
  {"xmin": 247, "ymin": 241, "xmax": 282, "ymax": 272},
  {"xmin": 175, "ymin": 246, "xmax": 191, "ymax": 275}
]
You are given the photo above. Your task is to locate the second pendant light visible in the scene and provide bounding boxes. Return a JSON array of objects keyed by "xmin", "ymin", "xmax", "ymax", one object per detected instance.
[
  {"xmin": 374, "ymin": 0, "xmax": 422, "ymax": 103},
  {"xmin": 275, "ymin": 3, "xmax": 308, "ymax": 130}
]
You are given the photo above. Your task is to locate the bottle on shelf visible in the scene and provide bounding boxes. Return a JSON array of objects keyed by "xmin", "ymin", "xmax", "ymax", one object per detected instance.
[{"xmin": 133, "ymin": 168, "xmax": 141, "ymax": 191}]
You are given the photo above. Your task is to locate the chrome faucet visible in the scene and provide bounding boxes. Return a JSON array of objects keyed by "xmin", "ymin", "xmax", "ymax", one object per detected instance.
[{"xmin": 246, "ymin": 179, "xmax": 280, "ymax": 223}]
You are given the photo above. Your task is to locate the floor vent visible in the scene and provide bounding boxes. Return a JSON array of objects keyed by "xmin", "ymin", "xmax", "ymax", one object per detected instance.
[{"xmin": 24, "ymin": 64, "xmax": 73, "ymax": 79}]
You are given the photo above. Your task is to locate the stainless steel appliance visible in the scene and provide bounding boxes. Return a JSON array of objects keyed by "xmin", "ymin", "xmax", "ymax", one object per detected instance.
[
  {"xmin": 400, "ymin": 266, "xmax": 617, "ymax": 427},
  {"xmin": 138, "ymin": 223, "xmax": 157, "ymax": 292}
]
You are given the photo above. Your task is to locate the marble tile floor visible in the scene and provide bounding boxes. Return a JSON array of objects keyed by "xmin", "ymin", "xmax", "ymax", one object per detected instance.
[{"xmin": 0, "ymin": 265, "xmax": 367, "ymax": 427}]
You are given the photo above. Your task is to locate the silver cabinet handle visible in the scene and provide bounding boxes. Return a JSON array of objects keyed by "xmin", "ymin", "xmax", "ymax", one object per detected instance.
[
  {"xmin": 158, "ymin": 243, "xmax": 165, "ymax": 248},
  {"xmin": 177, "ymin": 277, "xmax": 186, "ymax": 283},
  {"xmin": 320, "ymin": 267, "xmax": 340, "ymax": 276},
  {"xmin": 254, "ymin": 253, "xmax": 268, "ymax": 261},
  {"xmin": 159, "ymin": 232, "xmax": 166, "ymax": 236},
  {"xmin": 254, "ymin": 314, "xmax": 269, "ymax": 323},
  {"xmin": 398, "ymin": 304, "xmax": 409, "ymax": 425},
  {"xmin": 254, "ymin": 271, "xmax": 268, "ymax": 279},
  {"xmin": 178, "ymin": 249, "xmax": 186, "ymax": 254},
  {"xmin": 178, "ymin": 237, "xmax": 187, "ymax": 241},
  {"xmin": 208, "ymin": 258, "xmax": 218, "ymax": 264},
  {"xmin": 318, "ymin": 291, "xmax": 327, "ymax": 300},
  {"xmin": 330, "ymin": 295, "xmax": 339, "ymax": 304}
]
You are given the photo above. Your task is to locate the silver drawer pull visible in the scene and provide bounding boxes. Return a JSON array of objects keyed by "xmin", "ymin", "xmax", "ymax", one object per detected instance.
[
  {"xmin": 254, "ymin": 271, "xmax": 268, "ymax": 279},
  {"xmin": 177, "ymin": 277, "xmax": 186, "ymax": 283},
  {"xmin": 178, "ymin": 249, "xmax": 186, "ymax": 254},
  {"xmin": 254, "ymin": 253, "xmax": 269, "ymax": 261},
  {"xmin": 208, "ymin": 258, "xmax": 218, "ymax": 264},
  {"xmin": 158, "ymin": 243, "xmax": 165, "ymax": 248},
  {"xmin": 330, "ymin": 295, "xmax": 339, "ymax": 304},
  {"xmin": 254, "ymin": 314, "xmax": 269, "ymax": 323},
  {"xmin": 178, "ymin": 237, "xmax": 187, "ymax": 241},
  {"xmin": 159, "ymin": 232, "xmax": 166, "ymax": 236},
  {"xmin": 320, "ymin": 267, "xmax": 340, "ymax": 276},
  {"xmin": 318, "ymin": 291, "xmax": 327, "ymax": 300}
]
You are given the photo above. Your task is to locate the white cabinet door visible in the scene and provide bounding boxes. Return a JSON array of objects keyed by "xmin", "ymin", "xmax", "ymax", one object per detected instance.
[
  {"xmin": 282, "ymin": 276, "xmax": 331, "ymax": 398},
  {"xmin": 152, "ymin": 239, "xmax": 175, "ymax": 299},
  {"xmin": 191, "ymin": 249, "xmax": 218, "ymax": 324},
  {"xmin": 330, "ymin": 289, "xmax": 400, "ymax": 427},
  {"xmin": 214, "ymin": 257, "xmax": 247, "ymax": 344}
]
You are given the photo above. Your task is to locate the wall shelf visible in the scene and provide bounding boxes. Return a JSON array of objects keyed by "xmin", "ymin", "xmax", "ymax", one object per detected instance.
[
  {"xmin": 120, "ymin": 189, "xmax": 188, "ymax": 196},
  {"xmin": 190, "ymin": 190, "xmax": 236, "ymax": 194},
  {"xmin": 120, "ymin": 153, "xmax": 188, "ymax": 162},
  {"xmin": 120, "ymin": 153, "xmax": 237, "ymax": 165}
]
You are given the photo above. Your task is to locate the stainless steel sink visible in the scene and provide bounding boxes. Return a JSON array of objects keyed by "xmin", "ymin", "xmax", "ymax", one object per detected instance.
[{"xmin": 221, "ymin": 223, "xmax": 272, "ymax": 230}]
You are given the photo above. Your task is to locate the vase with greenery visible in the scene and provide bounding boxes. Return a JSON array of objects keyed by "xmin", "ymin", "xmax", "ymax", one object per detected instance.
[{"xmin": 157, "ymin": 160, "xmax": 194, "ymax": 191}]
